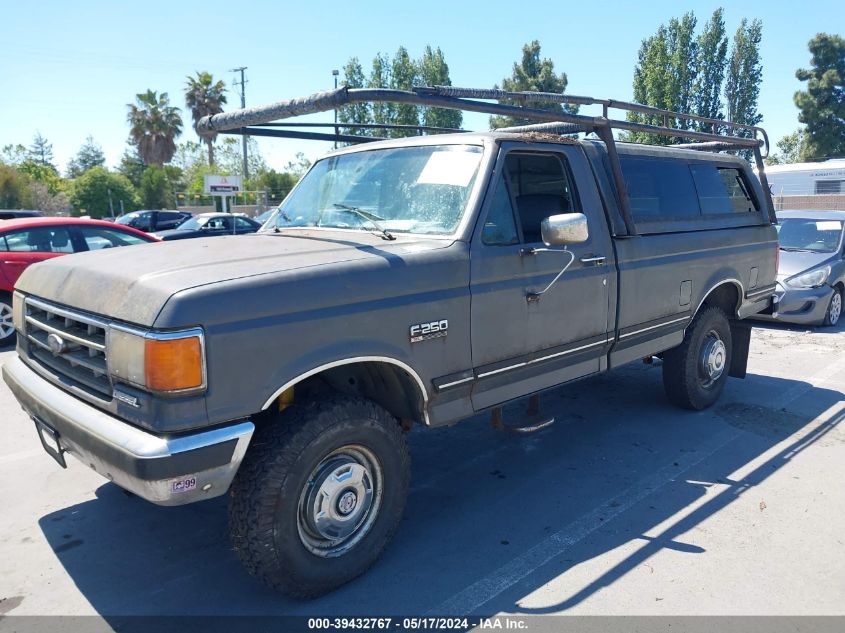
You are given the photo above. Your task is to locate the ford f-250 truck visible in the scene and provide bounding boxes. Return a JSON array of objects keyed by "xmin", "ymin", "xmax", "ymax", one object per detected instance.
[{"xmin": 2, "ymin": 87, "xmax": 778, "ymax": 597}]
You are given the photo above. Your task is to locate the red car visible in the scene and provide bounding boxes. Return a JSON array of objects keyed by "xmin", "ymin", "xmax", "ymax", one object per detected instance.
[{"xmin": 0, "ymin": 217, "xmax": 158, "ymax": 344}]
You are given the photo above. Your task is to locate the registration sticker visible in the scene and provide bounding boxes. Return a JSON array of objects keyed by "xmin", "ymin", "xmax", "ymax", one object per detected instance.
[{"xmin": 170, "ymin": 476, "xmax": 197, "ymax": 494}]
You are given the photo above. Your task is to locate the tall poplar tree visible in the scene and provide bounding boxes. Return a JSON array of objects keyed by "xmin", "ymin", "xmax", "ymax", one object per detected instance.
[
  {"xmin": 692, "ymin": 9, "xmax": 728, "ymax": 129},
  {"xmin": 390, "ymin": 46, "xmax": 420, "ymax": 137},
  {"xmin": 338, "ymin": 57, "xmax": 371, "ymax": 137},
  {"xmin": 725, "ymin": 18, "xmax": 764, "ymax": 131},
  {"xmin": 419, "ymin": 46, "xmax": 463, "ymax": 131}
]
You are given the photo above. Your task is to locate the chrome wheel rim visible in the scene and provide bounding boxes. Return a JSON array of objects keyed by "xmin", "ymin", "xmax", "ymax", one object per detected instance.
[
  {"xmin": 830, "ymin": 292, "xmax": 842, "ymax": 325},
  {"xmin": 0, "ymin": 301, "xmax": 14, "ymax": 340},
  {"xmin": 297, "ymin": 445, "xmax": 383, "ymax": 558},
  {"xmin": 698, "ymin": 330, "xmax": 726, "ymax": 389}
]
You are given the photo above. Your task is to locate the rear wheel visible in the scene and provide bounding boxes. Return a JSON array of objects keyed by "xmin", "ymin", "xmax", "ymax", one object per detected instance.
[
  {"xmin": 0, "ymin": 292, "xmax": 15, "ymax": 345},
  {"xmin": 228, "ymin": 394, "xmax": 410, "ymax": 598},
  {"xmin": 823, "ymin": 287, "xmax": 842, "ymax": 327},
  {"xmin": 662, "ymin": 306, "xmax": 732, "ymax": 410}
]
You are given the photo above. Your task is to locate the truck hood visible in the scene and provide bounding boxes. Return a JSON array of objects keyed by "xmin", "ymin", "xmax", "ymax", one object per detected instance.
[
  {"xmin": 776, "ymin": 249, "xmax": 836, "ymax": 281},
  {"xmin": 16, "ymin": 231, "xmax": 452, "ymax": 326}
]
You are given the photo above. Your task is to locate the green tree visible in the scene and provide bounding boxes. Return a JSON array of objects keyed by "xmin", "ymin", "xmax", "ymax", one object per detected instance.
[
  {"xmin": 66, "ymin": 135, "xmax": 106, "ymax": 178},
  {"xmin": 0, "ymin": 164, "xmax": 33, "ymax": 208},
  {"xmin": 628, "ymin": 14, "xmax": 698, "ymax": 144},
  {"xmin": 29, "ymin": 182, "xmax": 70, "ymax": 215},
  {"xmin": 368, "ymin": 53, "xmax": 394, "ymax": 128},
  {"xmin": 139, "ymin": 166, "xmax": 173, "ymax": 209},
  {"xmin": 389, "ymin": 46, "xmax": 420, "ymax": 137},
  {"xmin": 666, "ymin": 13, "xmax": 698, "ymax": 128},
  {"xmin": 766, "ymin": 129, "xmax": 808, "ymax": 165},
  {"xmin": 418, "ymin": 45, "xmax": 462, "ymax": 131},
  {"xmin": 18, "ymin": 159, "xmax": 63, "ymax": 195},
  {"xmin": 28, "ymin": 132, "xmax": 55, "ymax": 168},
  {"xmin": 1, "ymin": 144, "xmax": 27, "ymax": 166},
  {"xmin": 794, "ymin": 33, "xmax": 845, "ymax": 161},
  {"xmin": 185, "ymin": 71, "xmax": 227, "ymax": 166},
  {"xmin": 217, "ymin": 137, "xmax": 266, "ymax": 178},
  {"xmin": 126, "ymin": 90, "xmax": 183, "ymax": 166},
  {"xmin": 255, "ymin": 169, "xmax": 298, "ymax": 204},
  {"xmin": 68, "ymin": 167, "xmax": 138, "ymax": 218},
  {"xmin": 117, "ymin": 147, "xmax": 147, "ymax": 188},
  {"xmin": 284, "ymin": 152, "xmax": 312, "ymax": 178},
  {"xmin": 725, "ymin": 19, "xmax": 764, "ymax": 132},
  {"xmin": 338, "ymin": 57, "xmax": 371, "ymax": 138},
  {"xmin": 692, "ymin": 9, "xmax": 728, "ymax": 128},
  {"xmin": 490, "ymin": 40, "xmax": 576, "ymax": 129}
]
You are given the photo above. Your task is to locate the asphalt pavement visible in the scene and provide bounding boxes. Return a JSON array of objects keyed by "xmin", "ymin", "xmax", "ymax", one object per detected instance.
[{"xmin": 0, "ymin": 320, "xmax": 843, "ymax": 621}]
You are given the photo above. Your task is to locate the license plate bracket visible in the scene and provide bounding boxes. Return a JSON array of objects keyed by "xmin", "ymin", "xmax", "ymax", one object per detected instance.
[{"xmin": 33, "ymin": 417, "xmax": 67, "ymax": 468}]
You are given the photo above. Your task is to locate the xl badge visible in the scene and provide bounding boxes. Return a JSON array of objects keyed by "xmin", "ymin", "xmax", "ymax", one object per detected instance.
[{"xmin": 410, "ymin": 319, "xmax": 448, "ymax": 343}]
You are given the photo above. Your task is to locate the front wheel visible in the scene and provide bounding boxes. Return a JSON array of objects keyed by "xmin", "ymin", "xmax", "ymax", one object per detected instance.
[
  {"xmin": 662, "ymin": 306, "xmax": 732, "ymax": 410},
  {"xmin": 228, "ymin": 395, "xmax": 410, "ymax": 598},
  {"xmin": 823, "ymin": 287, "xmax": 842, "ymax": 327}
]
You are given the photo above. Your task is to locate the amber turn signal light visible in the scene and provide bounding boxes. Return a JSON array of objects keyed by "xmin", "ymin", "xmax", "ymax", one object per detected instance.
[{"xmin": 144, "ymin": 336, "xmax": 204, "ymax": 392}]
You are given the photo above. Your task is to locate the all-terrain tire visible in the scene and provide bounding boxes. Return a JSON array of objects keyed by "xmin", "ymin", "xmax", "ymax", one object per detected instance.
[
  {"xmin": 228, "ymin": 394, "xmax": 410, "ymax": 598},
  {"xmin": 662, "ymin": 306, "xmax": 732, "ymax": 410}
]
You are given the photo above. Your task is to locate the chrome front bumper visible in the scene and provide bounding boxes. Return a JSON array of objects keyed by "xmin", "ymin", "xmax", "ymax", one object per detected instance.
[{"xmin": 2, "ymin": 355, "xmax": 254, "ymax": 506}]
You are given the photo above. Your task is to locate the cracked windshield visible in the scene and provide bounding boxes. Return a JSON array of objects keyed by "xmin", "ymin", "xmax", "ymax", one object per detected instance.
[{"xmin": 266, "ymin": 144, "xmax": 483, "ymax": 236}]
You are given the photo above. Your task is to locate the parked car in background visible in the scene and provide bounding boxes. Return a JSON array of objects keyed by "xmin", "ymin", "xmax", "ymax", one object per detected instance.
[
  {"xmin": 0, "ymin": 217, "xmax": 158, "ymax": 343},
  {"xmin": 757, "ymin": 210, "xmax": 845, "ymax": 327},
  {"xmin": 254, "ymin": 208, "xmax": 277, "ymax": 226},
  {"xmin": 153, "ymin": 212, "xmax": 261, "ymax": 241},
  {"xmin": 0, "ymin": 210, "xmax": 43, "ymax": 220},
  {"xmin": 115, "ymin": 210, "xmax": 192, "ymax": 233}
]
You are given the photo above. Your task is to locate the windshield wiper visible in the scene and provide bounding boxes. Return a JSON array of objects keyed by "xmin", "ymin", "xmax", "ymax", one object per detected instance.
[
  {"xmin": 332, "ymin": 203, "xmax": 396, "ymax": 241},
  {"xmin": 273, "ymin": 208, "xmax": 293, "ymax": 233},
  {"xmin": 779, "ymin": 246, "xmax": 814, "ymax": 252}
]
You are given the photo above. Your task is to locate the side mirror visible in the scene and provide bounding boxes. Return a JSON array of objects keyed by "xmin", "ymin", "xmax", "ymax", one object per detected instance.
[{"xmin": 540, "ymin": 213, "xmax": 589, "ymax": 246}]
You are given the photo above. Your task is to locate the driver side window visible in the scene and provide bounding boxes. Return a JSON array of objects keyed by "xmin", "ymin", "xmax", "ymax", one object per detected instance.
[{"xmin": 482, "ymin": 151, "xmax": 578, "ymax": 245}]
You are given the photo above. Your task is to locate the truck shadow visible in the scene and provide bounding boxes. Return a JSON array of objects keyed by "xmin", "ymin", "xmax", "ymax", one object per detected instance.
[{"xmin": 38, "ymin": 364, "xmax": 843, "ymax": 617}]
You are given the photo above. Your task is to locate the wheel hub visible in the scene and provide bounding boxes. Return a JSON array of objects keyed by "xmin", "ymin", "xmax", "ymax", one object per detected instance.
[
  {"xmin": 337, "ymin": 489, "xmax": 358, "ymax": 516},
  {"xmin": 700, "ymin": 333, "xmax": 726, "ymax": 385},
  {"xmin": 298, "ymin": 446, "xmax": 382, "ymax": 557},
  {"xmin": 0, "ymin": 303, "xmax": 13, "ymax": 339}
]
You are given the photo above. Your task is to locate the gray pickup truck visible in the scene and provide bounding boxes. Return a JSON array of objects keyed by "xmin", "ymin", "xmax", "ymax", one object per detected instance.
[{"xmin": 2, "ymin": 87, "xmax": 778, "ymax": 597}]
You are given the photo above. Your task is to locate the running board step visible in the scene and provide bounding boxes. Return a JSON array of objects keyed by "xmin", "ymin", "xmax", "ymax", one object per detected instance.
[{"xmin": 491, "ymin": 395, "xmax": 555, "ymax": 434}]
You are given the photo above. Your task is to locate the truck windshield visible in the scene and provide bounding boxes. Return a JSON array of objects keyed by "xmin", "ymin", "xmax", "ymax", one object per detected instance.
[
  {"xmin": 267, "ymin": 144, "xmax": 483, "ymax": 236},
  {"xmin": 777, "ymin": 218, "xmax": 844, "ymax": 253}
]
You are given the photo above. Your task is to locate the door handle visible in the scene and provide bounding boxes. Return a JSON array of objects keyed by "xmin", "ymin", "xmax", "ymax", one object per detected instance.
[{"xmin": 579, "ymin": 255, "xmax": 606, "ymax": 265}]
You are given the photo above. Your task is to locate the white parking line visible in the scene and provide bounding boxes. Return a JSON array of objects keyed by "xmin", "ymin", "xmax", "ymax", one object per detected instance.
[
  {"xmin": 768, "ymin": 353, "xmax": 845, "ymax": 410},
  {"xmin": 427, "ymin": 426, "xmax": 742, "ymax": 615}
]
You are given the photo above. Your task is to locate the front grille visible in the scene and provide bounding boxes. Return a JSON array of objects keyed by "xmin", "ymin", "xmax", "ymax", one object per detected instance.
[{"xmin": 24, "ymin": 297, "xmax": 112, "ymax": 400}]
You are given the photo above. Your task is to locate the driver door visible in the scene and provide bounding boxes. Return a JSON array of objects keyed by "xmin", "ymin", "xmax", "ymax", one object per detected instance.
[{"xmin": 469, "ymin": 145, "xmax": 613, "ymax": 410}]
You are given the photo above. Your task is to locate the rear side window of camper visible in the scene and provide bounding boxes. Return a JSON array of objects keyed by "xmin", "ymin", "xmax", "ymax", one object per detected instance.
[{"xmin": 690, "ymin": 164, "xmax": 758, "ymax": 214}]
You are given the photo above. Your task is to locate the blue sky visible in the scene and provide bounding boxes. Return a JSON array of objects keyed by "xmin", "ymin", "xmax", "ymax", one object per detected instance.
[{"xmin": 1, "ymin": 0, "xmax": 838, "ymax": 174}]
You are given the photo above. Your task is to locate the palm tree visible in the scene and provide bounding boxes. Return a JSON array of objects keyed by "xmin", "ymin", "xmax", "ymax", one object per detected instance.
[
  {"xmin": 185, "ymin": 71, "xmax": 227, "ymax": 166},
  {"xmin": 126, "ymin": 90, "xmax": 183, "ymax": 166}
]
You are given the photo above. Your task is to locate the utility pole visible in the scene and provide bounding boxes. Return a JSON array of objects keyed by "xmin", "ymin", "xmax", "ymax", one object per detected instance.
[{"xmin": 230, "ymin": 66, "xmax": 249, "ymax": 180}]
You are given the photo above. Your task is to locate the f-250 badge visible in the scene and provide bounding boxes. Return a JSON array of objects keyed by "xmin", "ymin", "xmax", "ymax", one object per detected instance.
[{"xmin": 409, "ymin": 319, "xmax": 448, "ymax": 343}]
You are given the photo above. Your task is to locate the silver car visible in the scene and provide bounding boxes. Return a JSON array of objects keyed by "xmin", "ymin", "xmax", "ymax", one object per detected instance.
[{"xmin": 761, "ymin": 210, "xmax": 845, "ymax": 326}]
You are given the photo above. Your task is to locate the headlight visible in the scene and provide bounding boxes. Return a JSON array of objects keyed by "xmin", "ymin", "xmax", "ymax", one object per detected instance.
[
  {"xmin": 785, "ymin": 265, "xmax": 831, "ymax": 289},
  {"xmin": 12, "ymin": 291, "xmax": 25, "ymax": 333},
  {"xmin": 107, "ymin": 326, "xmax": 206, "ymax": 394}
]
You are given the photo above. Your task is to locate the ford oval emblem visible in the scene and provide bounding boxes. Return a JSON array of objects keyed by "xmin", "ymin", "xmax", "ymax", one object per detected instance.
[{"xmin": 47, "ymin": 333, "xmax": 67, "ymax": 355}]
